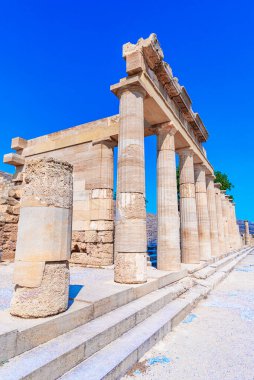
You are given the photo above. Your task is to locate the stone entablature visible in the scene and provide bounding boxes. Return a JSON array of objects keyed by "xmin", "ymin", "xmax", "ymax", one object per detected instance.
[{"xmin": 122, "ymin": 34, "xmax": 208, "ymax": 147}]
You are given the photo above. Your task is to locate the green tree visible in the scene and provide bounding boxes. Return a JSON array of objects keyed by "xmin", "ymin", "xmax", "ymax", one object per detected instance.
[{"xmin": 214, "ymin": 170, "xmax": 234, "ymax": 192}]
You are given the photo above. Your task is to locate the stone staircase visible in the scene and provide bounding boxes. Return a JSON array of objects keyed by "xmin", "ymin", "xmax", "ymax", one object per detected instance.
[
  {"xmin": 147, "ymin": 243, "xmax": 157, "ymax": 267},
  {"xmin": 0, "ymin": 246, "xmax": 252, "ymax": 380}
]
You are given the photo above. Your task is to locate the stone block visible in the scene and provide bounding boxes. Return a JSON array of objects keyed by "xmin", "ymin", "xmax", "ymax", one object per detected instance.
[
  {"xmin": 15, "ymin": 207, "xmax": 72, "ymax": 262},
  {"xmin": 10, "ymin": 262, "xmax": 70, "ymax": 318}
]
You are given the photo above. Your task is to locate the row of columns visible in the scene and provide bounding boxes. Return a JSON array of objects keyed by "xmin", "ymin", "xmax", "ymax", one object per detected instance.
[{"xmin": 114, "ymin": 85, "xmax": 242, "ymax": 284}]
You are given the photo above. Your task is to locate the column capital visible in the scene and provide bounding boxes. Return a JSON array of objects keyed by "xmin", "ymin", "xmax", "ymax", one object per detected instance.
[
  {"xmin": 92, "ymin": 136, "xmax": 117, "ymax": 148},
  {"xmin": 206, "ymin": 173, "xmax": 216, "ymax": 180},
  {"xmin": 114, "ymin": 83, "xmax": 147, "ymax": 98},
  {"xmin": 176, "ymin": 147, "xmax": 194, "ymax": 157},
  {"xmin": 194, "ymin": 163, "xmax": 207, "ymax": 171},
  {"xmin": 214, "ymin": 182, "xmax": 222, "ymax": 189},
  {"xmin": 155, "ymin": 121, "xmax": 177, "ymax": 136}
]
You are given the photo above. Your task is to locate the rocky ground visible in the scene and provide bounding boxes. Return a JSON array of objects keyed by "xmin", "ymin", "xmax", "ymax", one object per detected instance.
[{"xmin": 123, "ymin": 253, "xmax": 254, "ymax": 380}]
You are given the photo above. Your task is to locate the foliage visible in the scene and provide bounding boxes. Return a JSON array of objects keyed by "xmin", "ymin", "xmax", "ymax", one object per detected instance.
[{"xmin": 214, "ymin": 170, "xmax": 234, "ymax": 192}]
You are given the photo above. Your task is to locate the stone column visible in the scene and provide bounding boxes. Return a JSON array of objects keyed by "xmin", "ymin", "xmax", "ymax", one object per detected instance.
[
  {"xmin": 114, "ymin": 86, "xmax": 147, "ymax": 284},
  {"xmin": 178, "ymin": 148, "xmax": 199, "ymax": 264},
  {"xmin": 230, "ymin": 201, "xmax": 239, "ymax": 249},
  {"xmin": 214, "ymin": 183, "xmax": 225, "ymax": 254},
  {"xmin": 244, "ymin": 220, "xmax": 251, "ymax": 245},
  {"xmin": 225, "ymin": 196, "xmax": 234, "ymax": 250},
  {"xmin": 221, "ymin": 191, "xmax": 230, "ymax": 252},
  {"xmin": 157, "ymin": 123, "xmax": 181, "ymax": 271},
  {"xmin": 10, "ymin": 158, "xmax": 73, "ymax": 318},
  {"xmin": 206, "ymin": 175, "xmax": 220, "ymax": 257},
  {"xmin": 231, "ymin": 203, "xmax": 241, "ymax": 249},
  {"xmin": 194, "ymin": 164, "xmax": 211, "ymax": 261}
]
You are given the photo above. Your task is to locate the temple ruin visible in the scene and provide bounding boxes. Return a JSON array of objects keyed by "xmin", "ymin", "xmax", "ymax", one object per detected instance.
[{"xmin": 0, "ymin": 33, "xmax": 253, "ymax": 379}]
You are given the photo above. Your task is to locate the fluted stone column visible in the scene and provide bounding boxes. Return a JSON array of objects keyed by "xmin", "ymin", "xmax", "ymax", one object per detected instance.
[
  {"xmin": 244, "ymin": 220, "xmax": 251, "ymax": 245},
  {"xmin": 214, "ymin": 183, "xmax": 225, "ymax": 254},
  {"xmin": 225, "ymin": 196, "xmax": 234, "ymax": 250},
  {"xmin": 206, "ymin": 175, "xmax": 220, "ymax": 257},
  {"xmin": 221, "ymin": 191, "xmax": 230, "ymax": 252},
  {"xmin": 10, "ymin": 158, "xmax": 73, "ymax": 318},
  {"xmin": 194, "ymin": 164, "xmax": 211, "ymax": 261},
  {"xmin": 157, "ymin": 123, "xmax": 181, "ymax": 271},
  {"xmin": 178, "ymin": 148, "xmax": 199, "ymax": 264},
  {"xmin": 231, "ymin": 203, "xmax": 241, "ymax": 249},
  {"xmin": 114, "ymin": 86, "xmax": 147, "ymax": 284},
  {"xmin": 232, "ymin": 203, "xmax": 240, "ymax": 249}
]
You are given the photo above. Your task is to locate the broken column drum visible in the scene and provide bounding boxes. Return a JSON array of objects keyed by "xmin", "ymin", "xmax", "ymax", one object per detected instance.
[
  {"xmin": 10, "ymin": 158, "xmax": 73, "ymax": 318},
  {"xmin": 114, "ymin": 86, "xmax": 147, "ymax": 284}
]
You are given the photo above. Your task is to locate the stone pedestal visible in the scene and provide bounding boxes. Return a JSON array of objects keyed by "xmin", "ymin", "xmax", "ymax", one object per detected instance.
[
  {"xmin": 244, "ymin": 220, "xmax": 251, "ymax": 245},
  {"xmin": 10, "ymin": 158, "xmax": 73, "ymax": 318},
  {"xmin": 157, "ymin": 123, "xmax": 181, "ymax": 271},
  {"xmin": 114, "ymin": 86, "xmax": 147, "ymax": 284},
  {"xmin": 178, "ymin": 148, "xmax": 199, "ymax": 264},
  {"xmin": 194, "ymin": 164, "xmax": 211, "ymax": 261},
  {"xmin": 214, "ymin": 183, "xmax": 225, "ymax": 254},
  {"xmin": 206, "ymin": 176, "xmax": 219, "ymax": 257}
]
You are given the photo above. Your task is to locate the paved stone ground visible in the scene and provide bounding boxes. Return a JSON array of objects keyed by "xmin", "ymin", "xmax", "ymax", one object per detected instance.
[{"xmin": 123, "ymin": 253, "xmax": 254, "ymax": 380}]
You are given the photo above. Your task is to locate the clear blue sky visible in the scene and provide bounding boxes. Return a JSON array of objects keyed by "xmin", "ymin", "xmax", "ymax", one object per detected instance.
[{"xmin": 0, "ymin": 0, "xmax": 253, "ymax": 220}]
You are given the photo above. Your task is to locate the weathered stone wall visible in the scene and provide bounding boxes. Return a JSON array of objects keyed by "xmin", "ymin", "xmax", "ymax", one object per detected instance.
[
  {"xmin": 23, "ymin": 141, "xmax": 114, "ymax": 267},
  {"xmin": 0, "ymin": 171, "xmax": 21, "ymax": 260}
]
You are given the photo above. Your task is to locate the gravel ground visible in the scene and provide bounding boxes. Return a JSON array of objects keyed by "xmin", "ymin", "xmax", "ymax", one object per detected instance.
[{"xmin": 123, "ymin": 253, "xmax": 254, "ymax": 380}]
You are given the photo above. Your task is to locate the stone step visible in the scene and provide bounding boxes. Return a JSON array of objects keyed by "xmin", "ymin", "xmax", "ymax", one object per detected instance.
[
  {"xmin": 193, "ymin": 250, "xmax": 242, "ymax": 280},
  {"xmin": 59, "ymin": 298, "xmax": 194, "ymax": 380},
  {"xmin": 59, "ymin": 277, "xmax": 235, "ymax": 380},
  {"xmin": 0, "ymin": 278, "xmax": 194, "ymax": 380},
  {"xmin": 0, "ymin": 268, "xmax": 187, "ymax": 363},
  {"xmin": 0, "ymin": 249, "xmax": 248, "ymax": 380}
]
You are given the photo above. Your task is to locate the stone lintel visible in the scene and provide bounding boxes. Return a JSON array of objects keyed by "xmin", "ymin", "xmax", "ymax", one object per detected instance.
[
  {"xmin": 11, "ymin": 137, "xmax": 28, "ymax": 151},
  {"xmin": 4, "ymin": 153, "xmax": 25, "ymax": 167}
]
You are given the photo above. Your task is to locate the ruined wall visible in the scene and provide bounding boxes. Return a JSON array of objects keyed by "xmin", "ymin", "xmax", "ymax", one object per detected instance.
[
  {"xmin": 24, "ymin": 140, "xmax": 114, "ymax": 266},
  {"xmin": 0, "ymin": 171, "xmax": 22, "ymax": 260}
]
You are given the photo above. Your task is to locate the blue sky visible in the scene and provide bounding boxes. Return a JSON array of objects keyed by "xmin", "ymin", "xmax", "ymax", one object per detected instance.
[{"xmin": 0, "ymin": 0, "xmax": 253, "ymax": 220}]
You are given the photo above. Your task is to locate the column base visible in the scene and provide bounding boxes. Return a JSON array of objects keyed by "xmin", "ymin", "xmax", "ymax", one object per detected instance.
[
  {"xmin": 114, "ymin": 252, "xmax": 147, "ymax": 284},
  {"xmin": 10, "ymin": 261, "xmax": 69, "ymax": 318}
]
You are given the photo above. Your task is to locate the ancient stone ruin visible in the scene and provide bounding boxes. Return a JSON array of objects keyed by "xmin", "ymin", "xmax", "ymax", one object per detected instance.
[{"xmin": 0, "ymin": 33, "xmax": 253, "ymax": 380}]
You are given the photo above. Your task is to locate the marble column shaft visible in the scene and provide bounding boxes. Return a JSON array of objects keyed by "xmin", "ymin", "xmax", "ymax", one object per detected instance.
[
  {"xmin": 221, "ymin": 191, "xmax": 230, "ymax": 252},
  {"xmin": 157, "ymin": 124, "xmax": 181, "ymax": 271},
  {"xmin": 244, "ymin": 220, "xmax": 251, "ymax": 245},
  {"xmin": 178, "ymin": 148, "xmax": 199, "ymax": 264},
  {"xmin": 194, "ymin": 164, "xmax": 212, "ymax": 261},
  {"xmin": 214, "ymin": 183, "xmax": 225, "ymax": 254},
  {"xmin": 114, "ymin": 86, "xmax": 147, "ymax": 284},
  {"xmin": 206, "ymin": 176, "xmax": 220, "ymax": 257},
  {"xmin": 225, "ymin": 196, "xmax": 234, "ymax": 250}
]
